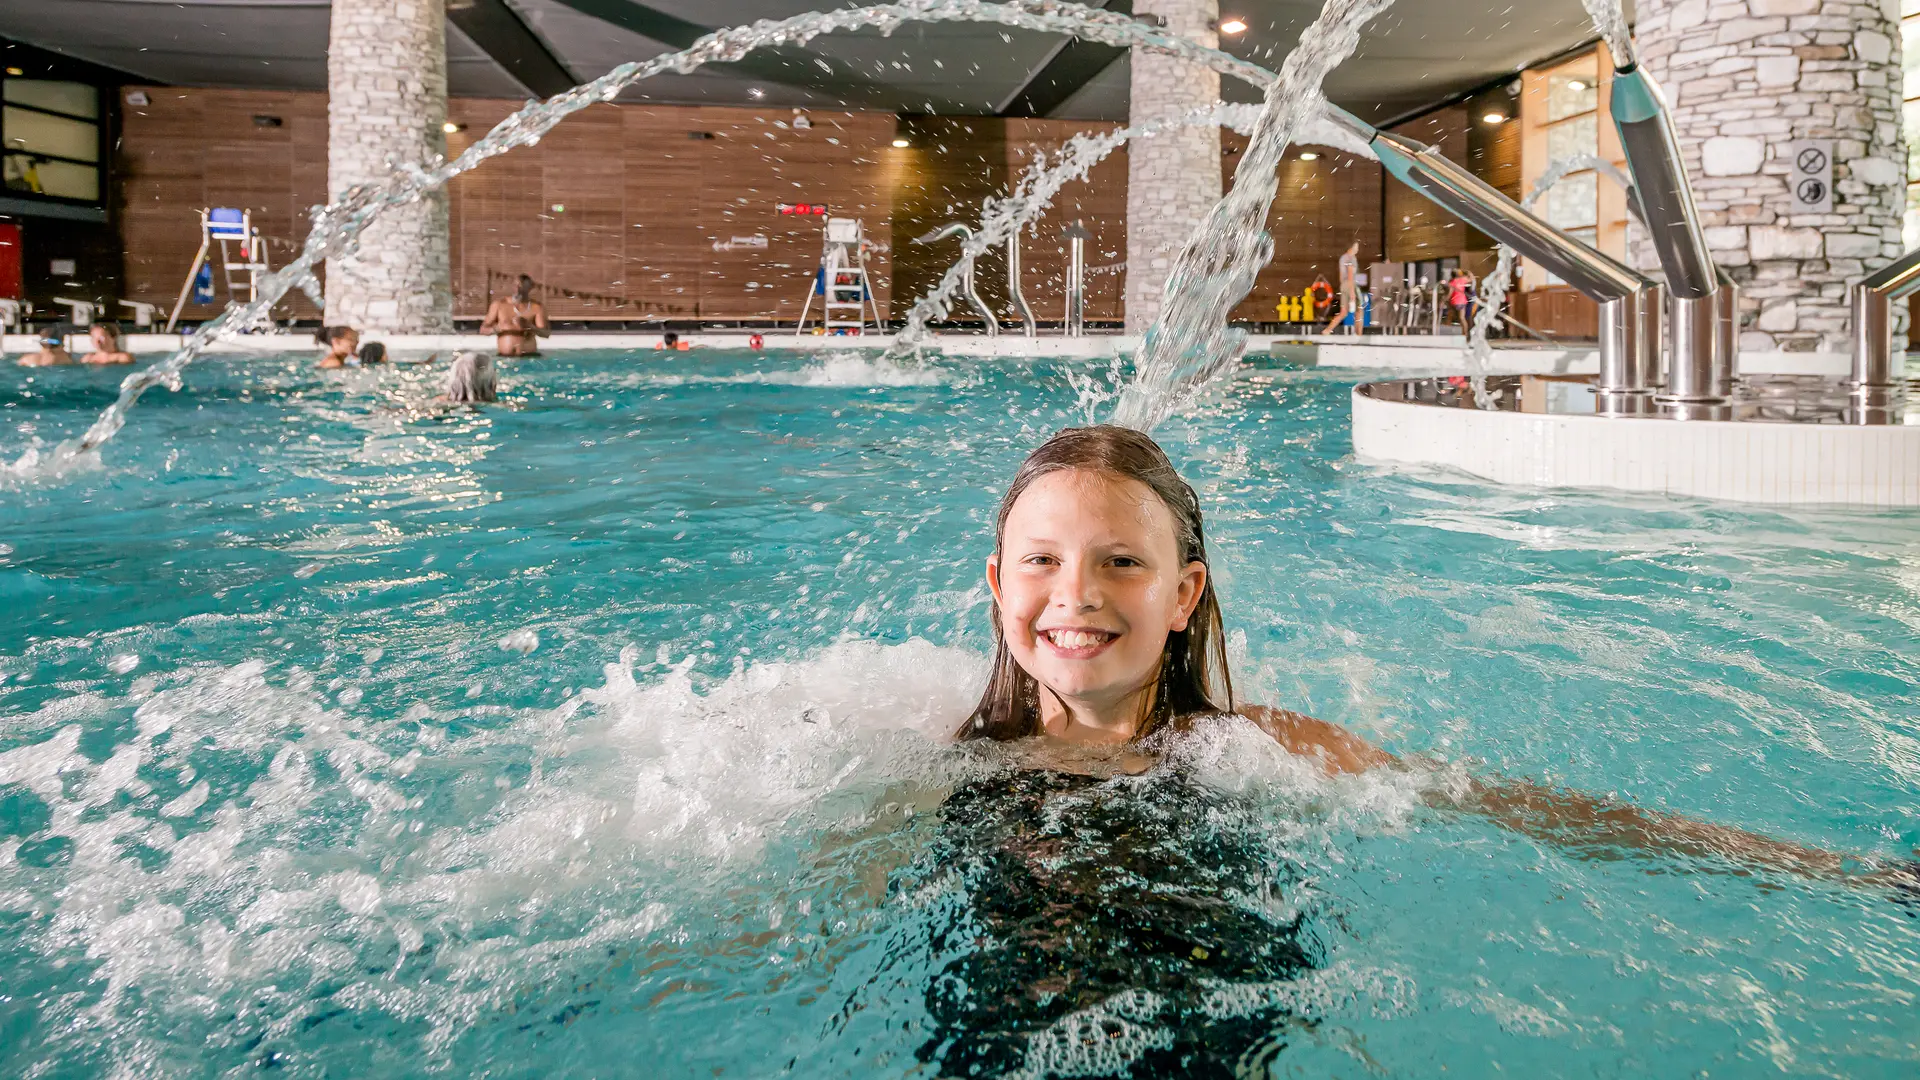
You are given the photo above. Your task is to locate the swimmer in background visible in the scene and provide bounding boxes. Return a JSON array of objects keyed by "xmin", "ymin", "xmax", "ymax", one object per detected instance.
[
  {"xmin": 357, "ymin": 341, "xmax": 388, "ymax": 366},
  {"xmin": 436, "ymin": 350, "xmax": 496, "ymax": 404},
  {"xmin": 480, "ymin": 274, "xmax": 549, "ymax": 357},
  {"xmin": 82, "ymin": 322, "xmax": 134, "ymax": 365},
  {"xmin": 659, "ymin": 331, "xmax": 690, "ymax": 351},
  {"xmin": 315, "ymin": 325, "xmax": 359, "ymax": 369},
  {"xmin": 914, "ymin": 424, "xmax": 1920, "ymax": 1073},
  {"xmin": 16, "ymin": 326, "xmax": 73, "ymax": 365}
]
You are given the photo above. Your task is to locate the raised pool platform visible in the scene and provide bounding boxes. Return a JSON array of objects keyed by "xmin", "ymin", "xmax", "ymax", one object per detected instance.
[
  {"xmin": 23, "ymin": 330, "xmax": 1858, "ymax": 379},
  {"xmin": 1352, "ymin": 374, "xmax": 1920, "ymax": 507}
]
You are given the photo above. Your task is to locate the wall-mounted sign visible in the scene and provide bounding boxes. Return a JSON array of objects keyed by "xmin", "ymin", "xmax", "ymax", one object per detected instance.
[
  {"xmin": 712, "ymin": 235, "xmax": 770, "ymax": 252},
  {"xmin": 1787, "ymin": 140, "xmax": 1832, "ymax": 214},
  {"xmin": 777, "ymin": 203, "xmax": 828, "ymax": 215}
]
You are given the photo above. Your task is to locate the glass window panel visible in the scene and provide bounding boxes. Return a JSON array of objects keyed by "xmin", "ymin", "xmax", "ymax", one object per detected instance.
[
  {"xmin": 3, "ymin": 80, "xmax": 97, "ymax": 120},
  {"xmin": 1905, "ymin": 18, "xmax": 1920, "ymax": 100},
  {"xmin": 1907, "ymin": 182, "xmax": 1920, "ymax": 249},
  {"xmin": 3, "ymin": 153, "xmax": 97, "ymax": 201},
  {"xmin": 1905, "ymin": 0, "xmax": 1920, "ymax": 18},
  {"xmin": 3, "ymin": 107, "xmax": 97, "ymax": 163},
  {"xmin": 1907, "ymin": 99, "xmax": 1920, "ymax": 181},
  {"xmin": 1547, "ymin": 113, "xmax": 1598, "ymax": 163},
  {"xmin": 1545, "ymin": 171, "xmax": 1598, "ymax": 230},
  {"xmin": 1547, "ymin": 57, "xmax": 1599, "ymax": 122}
]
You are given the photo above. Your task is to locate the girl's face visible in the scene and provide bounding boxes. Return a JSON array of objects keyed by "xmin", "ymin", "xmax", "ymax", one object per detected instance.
[{"xmin": 987, "ymin": 468, "xmax": 1206, "ymax": 723}]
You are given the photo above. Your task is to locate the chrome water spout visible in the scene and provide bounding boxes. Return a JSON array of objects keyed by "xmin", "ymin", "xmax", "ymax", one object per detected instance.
[
  {"xmin": 1007, "ymin": 228, "xmax": 1036, "ymax": 337},
  {"xmin": 1324, "ymin": 104, "xmax": 1656, "ymax": 394},
  {"xmin": 1849, "ymin": 247, "xmax": 1920, "ymax": 422},
  {"xmin": 1609, "ymin": 60, "xmax": 1732, "ymax": 406},
  {"xmin": 913, "ymin": 223, "xmax": 998, "ymax": 336},
  {"xmin": 1851, "ymin": 246, "xmax": 1920, "ymax": 389},
  {"xmin": 1609, "ymin": 67, "xmax": 1716, "ymax": 300},
  {"xmin": 1063, "ymin": 221, "xmax": 1091, "ymax": 337}
]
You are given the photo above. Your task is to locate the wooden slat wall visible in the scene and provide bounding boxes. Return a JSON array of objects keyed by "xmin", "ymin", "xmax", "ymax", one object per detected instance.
[
  {"xmin": 120, "ymin": 89, "xmax": 330, "ymax": 322},
  {"xmin": 1004, "ymin": 119, "xmax": 1129, "ymax": 325},
  {"xmin": 1228, "ymin": 131, "xmax": 1383, "ymax": 321},
  {"xmin": 1385, "ymin": 105, "xmax": 1472, "ymax": 263},
  {"xmin": 117, "ymin": 87, "xmax": 1387, "ymax": 327}
]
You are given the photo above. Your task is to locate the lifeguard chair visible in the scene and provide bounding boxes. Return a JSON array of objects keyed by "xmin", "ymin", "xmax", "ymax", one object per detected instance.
[
  {"xmin": 165, "ymin": 208, "xmax": 273, "ymax": 332},
  {"xmin": 794, "ymin": 217, "xmax": 879, "ymax": 335}
]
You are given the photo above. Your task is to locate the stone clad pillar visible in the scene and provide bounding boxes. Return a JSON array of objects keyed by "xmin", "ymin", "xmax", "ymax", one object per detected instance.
[
  {"xmin": 1124, "ymin": 0, "xmax": 1222, "ymax": 334},
  {"xmin": 1632, "ymin": 0, "xmax": 1905, "ymax": 353},
  {"xmin": 325, "ymin": 0, "xmax": 453, "ymax": 333}
]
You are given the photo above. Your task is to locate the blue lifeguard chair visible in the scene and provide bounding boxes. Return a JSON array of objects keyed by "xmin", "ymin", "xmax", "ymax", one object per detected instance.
[{"xmin": 165, "ymin": 207, "xmax": 274, "ymax": 331}]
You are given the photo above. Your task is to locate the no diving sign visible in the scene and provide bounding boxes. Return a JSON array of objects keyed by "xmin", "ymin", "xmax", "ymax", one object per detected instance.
[{"xmin": 1787, "ymin": 140, "xmax": 1833, "ymax": 213}]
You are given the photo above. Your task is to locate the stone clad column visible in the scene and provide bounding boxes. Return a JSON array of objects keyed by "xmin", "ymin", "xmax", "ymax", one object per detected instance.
[
  {"xmin": 1632, "ymin": 0, "xmax": 1904, "ymax": 353},
  {"xmin": 1124, "ymin": 0, "xmax": 1222, "ymax": 334},
  {"xmin": 325, "ymin": 0, "xmax": 453, "ymax": 333}
]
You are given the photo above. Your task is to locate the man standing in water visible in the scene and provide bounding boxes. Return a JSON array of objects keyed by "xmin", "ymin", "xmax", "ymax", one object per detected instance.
[
  {"xmin": 480, "ymin": 274, "xmax": 549, "ymax": 357},
  {"xmin": 1321, "ymin": 240, "xmax": 1362, "ymax": 336}
]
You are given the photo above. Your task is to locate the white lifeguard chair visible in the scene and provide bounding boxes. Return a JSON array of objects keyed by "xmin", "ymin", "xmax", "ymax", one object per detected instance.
[
  {"xmin": 165, "ymin": 207, "xmax": 274, "ymax": 332},
  {"xmin": 794, "ymin": 217, "xmax": 880, "ymax": 336}
]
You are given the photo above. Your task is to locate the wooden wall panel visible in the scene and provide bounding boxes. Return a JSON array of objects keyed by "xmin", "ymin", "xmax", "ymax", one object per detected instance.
[
  {"xmin": 1229, "ymin": 132, "xmax": 1383, "ymax": 322},
  {"xmin": 120, "ymin": 88, "xmax": 330, "ymax": 323},
  {"xmin": 1004, "ymin": 119, "xmax": 1128, "ymax": 326},
  {"xmin": 118, "ymin": 87, "xmax": 1384, "ymax": 329},
  {"xmin": 120, "ymin": 89, "xmax": 900, "ymax": 323}
]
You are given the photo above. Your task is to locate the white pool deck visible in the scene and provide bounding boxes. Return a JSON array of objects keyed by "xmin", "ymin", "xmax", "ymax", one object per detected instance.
[{"xmin": 16, "ymin": 330, "xmax": 1861, "ymax": 378}]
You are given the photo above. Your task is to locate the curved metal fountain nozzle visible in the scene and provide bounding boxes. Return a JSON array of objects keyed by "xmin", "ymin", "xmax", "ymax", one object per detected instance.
[
  {"xmin": 1007, "ymin": 228, "xmax": 1036, "ymax": 338},
  {"xmin": 1610, "ymin": 67, "xmax": 1717, "ymax": 300},
  {"xmin": 913, "ymin": 223, "xmax": 972, "ymax": 245},
  {"xmin": 1850, "ymin": 246, "xmax": 1920, "ymax": 390},
  {"xmin": 1363, "ymin": 120, "xmax": 1663, "ymax": 398},
  {"xmin": 913, "ymin": 221, "xmax": 998, "ymax": 336},
  {"xmin": 1371, "ymin": 131, "xmax": 1646, "ymax": 303}
]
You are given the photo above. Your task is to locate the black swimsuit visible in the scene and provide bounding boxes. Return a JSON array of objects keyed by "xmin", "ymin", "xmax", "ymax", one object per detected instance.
[{"xmin": 908, "ymin": 767, "xmax": 1326, "ymax": 1078}]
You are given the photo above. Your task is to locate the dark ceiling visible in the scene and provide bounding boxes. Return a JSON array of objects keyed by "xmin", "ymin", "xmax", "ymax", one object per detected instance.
[{"xmin": 0, "ymin": 0, "xmax": 1607, "ymax": 123}]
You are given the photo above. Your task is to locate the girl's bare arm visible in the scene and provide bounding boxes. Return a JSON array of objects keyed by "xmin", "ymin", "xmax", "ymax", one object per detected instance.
[{"xmin": 1245, "ymin": 706, "xmax": 1906, "ymax": 887}]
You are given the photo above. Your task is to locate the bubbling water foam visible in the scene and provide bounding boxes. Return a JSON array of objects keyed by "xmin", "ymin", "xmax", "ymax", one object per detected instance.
[{"xmin": 0, "ymin": 638, "xmax": 985, "ymax": 1071}]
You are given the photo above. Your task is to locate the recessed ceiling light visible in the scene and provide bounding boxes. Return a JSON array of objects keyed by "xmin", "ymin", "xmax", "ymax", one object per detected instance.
[
  {"xmin": 747, "ymin": 87, "xmax": 765, "ymax": 99},
  {"xmin": 891, "ymin": 137, "xmax": 910, "ymax": 148},
  {"xmin": 4, "ymin": 67, "xmax": 21, "ymax": 77},
  {"xmin": 1482, "ymin": 112, "xmax": 1507, "ymax": 124},
  {"xmin": 1299, "ymin": 151, "xmax": 1319, "ymax": 160},
  {"xmin": 442, "ymin": 121, "xmax": 464, "ymax": 133},
  {"xmin": 1217, "ymin": 17, "xmax": 1248, "ymax": 34},
  {"xmin": 1566, "ymin": 80, "xmax": 1586, "ymax": 92}
]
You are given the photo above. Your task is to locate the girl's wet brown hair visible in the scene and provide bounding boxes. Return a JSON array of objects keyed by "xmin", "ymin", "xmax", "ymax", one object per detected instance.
[{"xmin": 959, "ymin": 425, "xmax": 1233, "ymax": 741}]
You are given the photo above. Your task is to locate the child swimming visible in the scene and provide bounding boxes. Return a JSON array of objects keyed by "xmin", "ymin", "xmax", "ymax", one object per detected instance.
[{"xmin": 911, "ymin": 425, "xmax": 1917, "ymax": 1075}]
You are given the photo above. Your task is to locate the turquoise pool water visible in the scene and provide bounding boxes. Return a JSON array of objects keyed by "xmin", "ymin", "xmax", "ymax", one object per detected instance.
[{"xmin": 3, "ymin": 348, "xmax": 1918, "ymax": 1076}]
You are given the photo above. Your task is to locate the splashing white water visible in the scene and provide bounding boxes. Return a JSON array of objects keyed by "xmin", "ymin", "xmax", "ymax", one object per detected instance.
[
  {"xmin": 1579, "ymin": 0, "xmax": 1636, "ymax": 68},
  {"xmin": 887, "ymin": 97, "xmax": 1376, "ymax": 355},
  {"xmin": 1113, "ymin": 0, "xmax": 1396, "ymax": 431},
  {"xmin": 16, "ymin": 0, "xmax": 1281, "ymax": 476},
  {"xmin": 0, "ymin": 638, "xmax": 986, "ymax": 1069}
]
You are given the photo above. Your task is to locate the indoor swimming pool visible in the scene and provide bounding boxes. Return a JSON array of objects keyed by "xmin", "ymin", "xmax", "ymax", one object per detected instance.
[{"xmin": 3, "ymin": 348, "xmax": 1919, "ymax": 1076}]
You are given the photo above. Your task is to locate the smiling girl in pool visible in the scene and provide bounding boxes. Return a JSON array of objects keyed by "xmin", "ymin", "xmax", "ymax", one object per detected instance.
[{"xmin": 910, "ymin": 424, "xmax": 1914, "ymax": 1077}]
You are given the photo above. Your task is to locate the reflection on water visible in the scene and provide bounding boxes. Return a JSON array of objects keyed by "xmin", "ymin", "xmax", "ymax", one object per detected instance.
[{"xmin": 2, "ymin": 349, "xmax": 1918, "ymax": 1076}]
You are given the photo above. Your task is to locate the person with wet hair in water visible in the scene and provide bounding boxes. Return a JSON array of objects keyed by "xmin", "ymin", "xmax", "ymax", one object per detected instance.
[
  {"xmin": 83, "ymin": 322, "xmax": 134, "ymax": 365},
  {"xmin": 480, "ymin": 274, "xmax": 549, "ymax": 357},
  {"xmin": 437, "ymin": 350, "xmax": 496, "ymax": 404},
  {"xmin": 16, "ymin": 325, "xmax": 74, "ymax": 366},
  {"xmin": 907, "ymin": 424, "xmax": 1920, "ymax": 1077},
  {"xmin": 315, "ymin": 325, "xmax": 359, "ymax": 369},
  {"xmin": 357, "ymin": 341, "xmax": 388, "ymax": 366}
]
